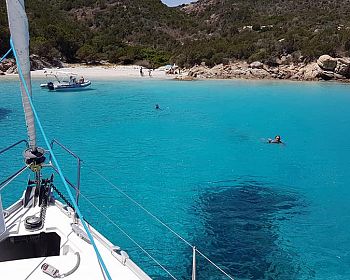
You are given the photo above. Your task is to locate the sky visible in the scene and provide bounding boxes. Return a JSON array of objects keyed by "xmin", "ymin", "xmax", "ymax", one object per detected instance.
[{"xmin": 161, "ymin": 0, "xmax": 197, "ymax": 7}]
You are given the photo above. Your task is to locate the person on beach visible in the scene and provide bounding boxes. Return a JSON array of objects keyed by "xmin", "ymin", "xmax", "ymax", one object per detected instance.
[
  {"xmin": 268, "ymin": 135, "xmax": 283, "ymax": 144},
  {"xmin": 148, "ymin": 69, "xmax": 152, "ymax": 77},
  {"xmin": 140, "ymin": 67, "xmax": 144, "ymax": 77}
]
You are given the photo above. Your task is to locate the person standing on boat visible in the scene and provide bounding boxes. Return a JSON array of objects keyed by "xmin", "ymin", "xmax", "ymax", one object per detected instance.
[{"xmin": 78, "ymin": 76, "xmax": 84, "ymax": 84}]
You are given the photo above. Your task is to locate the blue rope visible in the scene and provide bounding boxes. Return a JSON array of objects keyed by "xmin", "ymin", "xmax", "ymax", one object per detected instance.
[
  {"xmin": 0, "ymin": 48, "xmax": 12, "ymax": 63},
  {"xmin": 10, "ymin": 38, "xmax": 112, "ymax": 280}
]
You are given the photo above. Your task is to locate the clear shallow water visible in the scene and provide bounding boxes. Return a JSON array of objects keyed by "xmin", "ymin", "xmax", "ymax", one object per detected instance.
[{"xmin": 1, "ymin": 78, "xmax": 350, "ymax": 279}]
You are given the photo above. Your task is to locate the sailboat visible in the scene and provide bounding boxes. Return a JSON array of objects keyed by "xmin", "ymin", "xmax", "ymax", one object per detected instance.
[
  {"xmin": 0, "ymin": 1, "xmax": 236, "ymax": 279},
  {"xmin": 0, "ymin": 1, "xmax": 150, "ymax": 279}
]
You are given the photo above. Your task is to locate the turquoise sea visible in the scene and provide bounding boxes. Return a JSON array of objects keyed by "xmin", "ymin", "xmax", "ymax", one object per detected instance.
[{"xmin": 1, "ymin": 78, "xmax": 350, "ymax": 279}]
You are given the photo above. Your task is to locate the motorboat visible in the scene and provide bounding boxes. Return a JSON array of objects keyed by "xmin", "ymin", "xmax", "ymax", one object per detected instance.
[
  {"xmin": 40, "ymin": 71, "xmax": 91, "ymax": 91},
  {"xmin": 0, "ymin": 1, "xmax": 234, "ymax": 279}
]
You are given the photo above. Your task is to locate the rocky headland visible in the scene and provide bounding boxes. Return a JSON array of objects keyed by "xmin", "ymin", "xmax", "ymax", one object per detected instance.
[{"xmin": 187, "ymin": 55, "xmax": 350, "ymax": 82}]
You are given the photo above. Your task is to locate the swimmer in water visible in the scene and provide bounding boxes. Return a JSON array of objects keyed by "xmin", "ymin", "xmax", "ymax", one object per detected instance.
[
  {"xmin": 155, "ymin": 104, "xmax": 160, "ymax": 110},
  {"xmin": 268, "ymin": 135, "xmax": 283, "ymax": 144}
]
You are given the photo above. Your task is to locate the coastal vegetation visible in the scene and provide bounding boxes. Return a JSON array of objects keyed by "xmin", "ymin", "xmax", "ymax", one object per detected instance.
[{"xmin": 2, "ymin": 0, "xmax": 350, "ymax": 68}]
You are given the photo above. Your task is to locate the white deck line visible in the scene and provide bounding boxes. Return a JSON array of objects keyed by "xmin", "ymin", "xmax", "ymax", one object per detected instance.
[{"xmin": 0, "ymin": 200, "xmax": 152, "ymax": 279}]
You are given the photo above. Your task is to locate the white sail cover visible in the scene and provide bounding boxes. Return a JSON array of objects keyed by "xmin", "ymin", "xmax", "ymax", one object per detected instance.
[{"xmin": 6, "ymin": 0, "xmax": 36, "ymax": 149}]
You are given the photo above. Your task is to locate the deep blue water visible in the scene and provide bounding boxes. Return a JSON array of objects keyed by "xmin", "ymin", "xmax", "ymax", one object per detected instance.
[{"xmin": 1, "ymin": 78, "xmax": 350, "ymax": 279}]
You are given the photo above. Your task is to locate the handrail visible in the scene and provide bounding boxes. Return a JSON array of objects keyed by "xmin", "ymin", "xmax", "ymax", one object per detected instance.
[
  {"xmin": 0, "ymin": 140, "xmax": 30, "ymax": 192},
  {"xmin": 49, "ymin": 164, "xmax": 79, "ymax": 192},
  {"xmin": 50, "ymin": 139, "xmax": 81, "ymax": 160},
  {"xmin": 0, "ymin": 166, "xmax": 29, "ymax": 192},
  {"xmin": 0, "ymin": 139, "xmax": 28, "ymax": 155},
  {"xmin": 49, "ymin": 139, "xmax": 81, "ymax": 206}
]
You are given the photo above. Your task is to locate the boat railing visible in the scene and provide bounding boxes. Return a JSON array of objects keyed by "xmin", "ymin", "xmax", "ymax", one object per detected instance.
[
  {"xmin": 49, "ymin": 139, "xmax": 81, "ymax": 207},
  {"xmin": 0, "ymin": 140, "xmax": 29, "ymax": 193},
  {"xmin": 83, "ymin": 164, "xmax": 235, "ymax": 280},
  {"xmin": 0, "ymin": 139, "xmax": 235, "ymax": 280}
]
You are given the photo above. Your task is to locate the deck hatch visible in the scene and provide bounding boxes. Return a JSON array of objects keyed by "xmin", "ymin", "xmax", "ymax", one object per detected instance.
[{"xmin": 0, "ymin": 232, "xmax": 61, "ymax": 262}]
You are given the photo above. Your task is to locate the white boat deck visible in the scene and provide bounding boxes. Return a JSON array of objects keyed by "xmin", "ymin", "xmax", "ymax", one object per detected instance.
[{"xmin": 0, "ymin": 200, "xmax": 151, "ymax": 279}]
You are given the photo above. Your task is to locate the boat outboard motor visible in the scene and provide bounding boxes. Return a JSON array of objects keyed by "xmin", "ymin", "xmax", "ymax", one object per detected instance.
[{"xmin": 47, "ymin": 82, "xmax": 54, "ymax": 90}]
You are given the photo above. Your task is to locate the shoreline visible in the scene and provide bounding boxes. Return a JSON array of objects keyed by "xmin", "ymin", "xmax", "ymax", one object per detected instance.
[
  {"xmin": 1, "ymin": 60, "xmax": 350, "ymax": 84},
  {"xmin": 2, "ymin": 65, "xmax": 173, "ymax": 80}
]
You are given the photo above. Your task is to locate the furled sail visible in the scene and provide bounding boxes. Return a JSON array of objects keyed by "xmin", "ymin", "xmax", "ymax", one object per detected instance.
[{"xmin": 6, "ymin": 0, "xmax": 36, "ymax": 149}]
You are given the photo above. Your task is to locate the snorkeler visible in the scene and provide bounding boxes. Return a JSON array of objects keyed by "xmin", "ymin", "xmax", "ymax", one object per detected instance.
[
  {"xmin": 268, "ymin": 135, "xmax": 283, "ymax": 144},
  {"xmin": 155, "ymin": 104, "xmax": 160, "ymax": 110}
]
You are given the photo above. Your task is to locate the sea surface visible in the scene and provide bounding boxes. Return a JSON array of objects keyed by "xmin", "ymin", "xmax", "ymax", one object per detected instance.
[{"xmin": 0, "ymin": 78, "xmax": 350, "ymax": 280}]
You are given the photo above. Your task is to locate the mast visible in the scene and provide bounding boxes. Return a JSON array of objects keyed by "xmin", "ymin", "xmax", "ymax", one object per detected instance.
[{"xmin": 6, "ymin": 0, "xmax": 37, "ymax": 150}]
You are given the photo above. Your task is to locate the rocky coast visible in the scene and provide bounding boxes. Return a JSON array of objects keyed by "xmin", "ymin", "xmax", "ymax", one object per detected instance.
[
  {"xmin": 187, "ymin": 55, "xmax": 350, "ymax": 82},
  {"xmin": 2, "ymin": 54, "xmax": 350, "ymax": 83}
]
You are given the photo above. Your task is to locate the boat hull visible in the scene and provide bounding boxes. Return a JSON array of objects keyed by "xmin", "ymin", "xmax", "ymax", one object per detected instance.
[
  {"xmin": 54, "ymin": 81, "xmax": 91, "ymax": 91},
  {"xmin": 40, "ymin": 81, "xmax": 92, "ymax": 91}
]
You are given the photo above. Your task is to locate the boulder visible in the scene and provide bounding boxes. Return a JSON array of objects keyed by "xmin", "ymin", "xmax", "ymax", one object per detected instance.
[
  {"xmin": 174, "ymin": 75, "xmax": 195, "ymax": 81},
  {"xmin": 0, "ymin": 58, "xmax": 15, "ymax": 72},
  {"xmin": 317, "ymin": 55, "xmax": 337, "ymax": 71},
  {"xmin": 303, "ymin": 63, "xmax": 322, "ymax": 80},
  {"xmin": 210, "ymin": 64, "xmax": 224, "ymax": 75},
  {"xmin": 277, "ymin": 55, "xmax": 292, "ymax": 65},
  {"xmin": 249, "ymin": 61, "xmax": 263, "ymax": 69},
  {"xmin": 231, "ymin": 69, "xmax": 247, "ymax": 76},
  {"xmin": 6, "ymin": 65, "xmax": 17, "ymax": 74},
  {"xmin": 0, "ymin": 70, "xmax": 5, "ymax": 75},
  {"xmin": 249, "ymin": 68, "xmax": 271, "ymax": 79},
  {"xmin": 319, "ymin": 70, "xmax": 334, "ymax": 80},
  {"xmin": 335, "ymin": 58, "xmax": 350, "ymax": 77},
  {"xmin": 30, "ymin": 55, "xmax": 52, "ymax": 70},
  {"xmin": 188, "ymin": 65, "xmax": 210, "ymax": 77}
]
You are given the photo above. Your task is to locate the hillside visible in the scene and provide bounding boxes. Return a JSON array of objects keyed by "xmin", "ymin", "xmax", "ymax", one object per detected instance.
[
  {"xmin": 2, "ymin": 0, "xmax": 350, "ymax": 67},
  {"xmin": 180, "ymin": 0, "xmax": 350, "ymax": 65}
]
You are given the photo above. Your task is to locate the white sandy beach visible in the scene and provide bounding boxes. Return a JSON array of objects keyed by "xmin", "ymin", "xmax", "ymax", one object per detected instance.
[
  {"xmin": 29, "ymin": 64, "xmax": 175, "ymax": 80},
  {"xmin": 0, "ymin": 64, "xmax": 182, "ymax": 81}
]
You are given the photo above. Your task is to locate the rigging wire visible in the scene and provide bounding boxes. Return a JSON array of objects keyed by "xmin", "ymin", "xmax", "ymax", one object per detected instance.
[
  {"xmin": 9, "ymin": 39, "xmax": 112, "ymax": 280},
  {"xmin": 78, "ymin": 190, "xmax": 178, "ymax": 280},
  {"xmin": 83, "ymin": 163, "xmax": 234, "ymax": 280},
  {"xmin": 86, "ymin": 164, "xmax": 193, "ymax": 248},
  {"xmin": 0, "ymin": 48, "xmax": 12, "ymax": 63}
]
